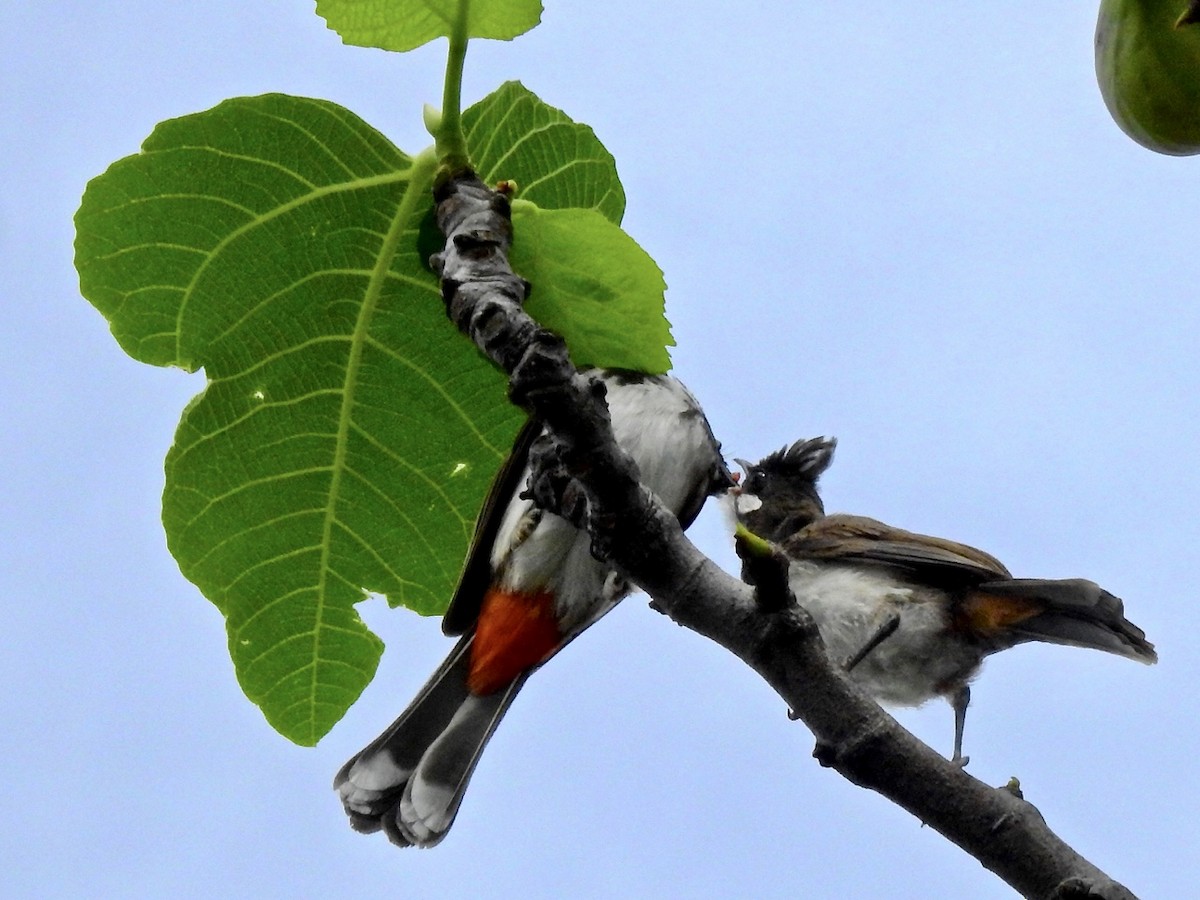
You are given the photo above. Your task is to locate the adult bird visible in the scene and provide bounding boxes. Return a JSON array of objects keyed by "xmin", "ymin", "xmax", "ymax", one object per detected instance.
[
  {"xmin": 336, "ymin": 370, "xmax": 732, "ymax": 846},
  {"xmin": 734, "ymin": 437, "xmax": 1156, "ymax": 763}
]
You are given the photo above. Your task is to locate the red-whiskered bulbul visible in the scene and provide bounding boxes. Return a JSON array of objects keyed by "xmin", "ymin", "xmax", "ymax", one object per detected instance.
[
  {"xmin": 734, "ymin": 437, "xmax": 1156, "ymax": 763},
  {"xmin": 335, "ymin": 370, "xmax": 732, "ymax": 846}
]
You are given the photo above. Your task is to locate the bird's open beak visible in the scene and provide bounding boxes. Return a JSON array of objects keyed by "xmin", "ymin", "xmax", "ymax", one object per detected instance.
[{"xmin": 730, "ymin": 459, "xmax": 754, "ymax": 494}]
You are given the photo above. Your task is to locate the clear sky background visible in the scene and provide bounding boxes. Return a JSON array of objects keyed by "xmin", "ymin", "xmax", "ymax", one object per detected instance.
[{"xmin": 4, "ymin": 2, "xmax": 1195, "ymax": 897}]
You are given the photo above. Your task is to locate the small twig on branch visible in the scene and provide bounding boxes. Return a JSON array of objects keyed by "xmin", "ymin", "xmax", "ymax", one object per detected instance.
[{"xmin": 429, "ymin": 170, "xmax": 1139, "ymax": 900}]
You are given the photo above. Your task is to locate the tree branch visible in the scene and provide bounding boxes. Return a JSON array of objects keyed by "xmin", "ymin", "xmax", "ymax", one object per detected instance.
[{"xmin": 429, "ymin": 171, "xmax": 1139, "ymax": 900}]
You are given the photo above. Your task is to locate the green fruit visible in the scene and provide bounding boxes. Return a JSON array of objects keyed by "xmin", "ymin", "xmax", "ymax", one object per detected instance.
[{"xmin": 1095, "ymin": 0, "xmax": 1200, "ymax": 155}]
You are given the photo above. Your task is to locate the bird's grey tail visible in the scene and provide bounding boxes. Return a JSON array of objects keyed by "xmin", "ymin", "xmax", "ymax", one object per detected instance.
[
  {"xmin": 970, "ymin": 578, "xmax": 1156, "ymax": 663},
  {"xmin": 333, "ymin": 634, "xmax": 526, "ymax": 847}
]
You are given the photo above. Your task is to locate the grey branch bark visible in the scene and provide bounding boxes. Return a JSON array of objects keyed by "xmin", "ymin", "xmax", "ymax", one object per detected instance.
[{"xmin": 429, "ymin": 170, "xmax": 1139, "ymax": 900}]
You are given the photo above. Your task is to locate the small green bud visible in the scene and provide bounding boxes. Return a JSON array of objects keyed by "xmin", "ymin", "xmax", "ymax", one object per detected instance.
[{"xmin": 422, "ymin": 104, "xmax": 443, "ymax": 139}]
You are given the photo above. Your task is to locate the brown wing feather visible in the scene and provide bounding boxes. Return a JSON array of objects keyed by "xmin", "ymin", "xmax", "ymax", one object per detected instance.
[
  {"xmin": 783, "ymin": 513, "xmax": 1011, "ymax": 584},
  {"xmin": 441, "ymin": 418, "xmax": 541, "ymax": 636}
]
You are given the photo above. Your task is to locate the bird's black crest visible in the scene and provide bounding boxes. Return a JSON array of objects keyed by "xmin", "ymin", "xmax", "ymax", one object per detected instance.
[{"xmin": 755, "ymin": 436, "xmax": 837, "ymax": 480}]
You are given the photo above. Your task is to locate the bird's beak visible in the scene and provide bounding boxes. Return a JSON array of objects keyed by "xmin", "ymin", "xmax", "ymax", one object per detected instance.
[{"xmin": 729, "ymin": 459, "xmax": 756, "ymax": 495}]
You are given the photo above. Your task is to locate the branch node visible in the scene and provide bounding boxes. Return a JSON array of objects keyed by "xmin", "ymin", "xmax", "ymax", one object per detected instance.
[
  {"xmin": 811, "ymin": 719, "xmax": 891, "ymax": 772},
  {"xmin": 452, "ymin": 228, "xmax": 502, "ymax": 257},
  {"xmin": 488, "ymin": 190, "xmax": 513, "ymax": 217},
  {"xmin": 813, "ymin": 740, "xmax": 838, "ymax": 767},
  {"xmin": 509, "ymin": 332, "xmax": 571, "ymax": 408},
  {"xmin": 1000, "ymin": 776, "xmax": 1024, "ymax": 799},
  {"xmin": 1049, "ymin": 877, "xmax": 1102, "ymax": 900}
]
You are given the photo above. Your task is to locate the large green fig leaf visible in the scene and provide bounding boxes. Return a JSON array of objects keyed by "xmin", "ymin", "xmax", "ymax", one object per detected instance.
[
  {"xmin": 1096, "ymin": 0, "xmax": 1200, "ymax": 155},
  {"xmin": 75, "ymin": 94, "xmax": 523, "ymax": 745},
  {"xmin": 317, "ymin": 0, "xmax": 542, "ymax": 52},
  {"xmin": 74, "ymin": 82, "xmax": 667, "ymax": 745}
]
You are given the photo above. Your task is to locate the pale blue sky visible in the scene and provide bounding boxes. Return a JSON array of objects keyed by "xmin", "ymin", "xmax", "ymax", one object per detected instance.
[{"xmin": 4, "ymin": 2, "xmax": 1195, "ymax": 897}]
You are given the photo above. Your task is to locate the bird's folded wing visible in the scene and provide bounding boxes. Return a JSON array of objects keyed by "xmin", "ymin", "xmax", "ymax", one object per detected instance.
[
  {"xmin": 783, "ymin": 513, "xmax": 1012, "ymax": 583},
  {"xmin": 442, "ymin": 416, "xmax": 540, "ymax": 637}
]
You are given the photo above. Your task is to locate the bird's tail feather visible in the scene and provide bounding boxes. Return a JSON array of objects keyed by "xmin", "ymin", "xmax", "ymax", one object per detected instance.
[
  {"xmin": 971, "ymin": 578, "xmax": 1156, "ymax": 663},
  {"xmin": 334, "ymin": 634, "xmax": 527, "ymax": 846},
  {"xmin": 389, "ymin": 678, "xmax": 524, "ymax": 846}
]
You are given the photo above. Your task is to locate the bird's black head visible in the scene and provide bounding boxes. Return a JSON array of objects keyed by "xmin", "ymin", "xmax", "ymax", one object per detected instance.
[{"xmin": 734, "ymin": 436, "xmax": 836, "ymax": 543}]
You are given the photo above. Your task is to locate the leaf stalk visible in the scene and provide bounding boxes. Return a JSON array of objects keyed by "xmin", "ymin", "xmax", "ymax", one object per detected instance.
[{"xmin": 436, "ymin": 1, "xmax": 472, "ymax": 172}]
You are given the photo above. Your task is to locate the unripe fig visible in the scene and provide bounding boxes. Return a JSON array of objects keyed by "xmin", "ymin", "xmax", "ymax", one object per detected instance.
[{"xmin": 1095, "ymin": 0, "xmax": 1200, "ymax": 155}]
